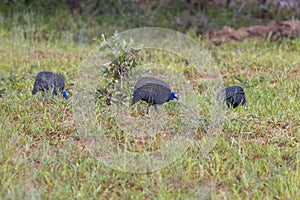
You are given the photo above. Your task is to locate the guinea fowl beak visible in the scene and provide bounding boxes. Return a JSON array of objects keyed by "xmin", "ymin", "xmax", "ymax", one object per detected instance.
[{"xmin": 174, "ymin": 93, "xmax": 179, "ymax": 100}]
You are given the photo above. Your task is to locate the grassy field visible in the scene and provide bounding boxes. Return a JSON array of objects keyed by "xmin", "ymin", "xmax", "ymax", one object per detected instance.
[
  {"xmin": 0, "ymin": 5, "xmax": 300, "ymax": 200},
  {"xmin": 1, "ymin": 33, "xmax": 299, "ymax": 200}
]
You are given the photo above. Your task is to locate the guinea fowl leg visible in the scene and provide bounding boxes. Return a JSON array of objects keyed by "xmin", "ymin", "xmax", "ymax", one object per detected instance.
[
  {"xmin": 145, "ymin": 105, "xmax": 158, "ymax": 115},
  {"xmin": 154, "ymin": 105, "xmax": 158, "ymax": 113},
  {"xmin": 146, "ymin": 97, "xmax": 153, "ymax": 115}
]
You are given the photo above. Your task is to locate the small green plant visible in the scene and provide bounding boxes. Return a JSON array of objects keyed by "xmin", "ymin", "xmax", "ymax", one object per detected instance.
[{"xmin": 94, "ymin": 32, "xmax": 140, "ymax": 106}]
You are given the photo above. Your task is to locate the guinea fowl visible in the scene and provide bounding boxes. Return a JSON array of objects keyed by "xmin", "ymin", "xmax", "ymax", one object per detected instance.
[
  {"xmin": 222, "ymin": 85, "xmax": 246, "ymax": 108},
  {"xmin": 32, "ymin": 71, "xmax": 68, "ymax": 99},
  {"xmin": 131, "ymin": 76, "xmax": 179, "ymax": 113}
]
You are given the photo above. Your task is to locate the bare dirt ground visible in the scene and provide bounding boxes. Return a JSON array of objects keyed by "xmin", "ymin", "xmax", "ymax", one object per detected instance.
[{"xmin": 209, "ymin": 19, "xmax": 300, "ymax": 46}]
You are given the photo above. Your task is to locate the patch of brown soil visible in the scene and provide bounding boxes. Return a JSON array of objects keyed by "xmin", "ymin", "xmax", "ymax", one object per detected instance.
[{"xmin": 209, "ymin": 19, "xmax": 300, "ymax": 46}]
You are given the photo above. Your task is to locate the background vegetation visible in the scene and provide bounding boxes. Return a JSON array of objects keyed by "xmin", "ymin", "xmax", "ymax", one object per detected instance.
[{"xmin": 0, "ymin": 0, "xmax": 299, "ymax": 199}]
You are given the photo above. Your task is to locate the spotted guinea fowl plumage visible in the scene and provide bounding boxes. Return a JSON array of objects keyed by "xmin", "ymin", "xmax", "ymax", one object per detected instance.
[
  {"xmin": 32, "ymin": 71, "xmax": 68, "ymax": 98},
  {"xmin": 131, "ymin": 76, "xmax": 178, "ymax": 112},
  {"xmin": 223, "ymin": 85, "xmax": 246, "ymax": 108}
]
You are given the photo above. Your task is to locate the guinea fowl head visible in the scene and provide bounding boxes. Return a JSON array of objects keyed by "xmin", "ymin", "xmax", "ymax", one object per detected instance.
[
  {"xmin": 170, "ymin": 92, "xmax": 179, "ymax": 100},
  {"xmin": 62, "ymin": 91, "xmax": 69, "ymax": 99}
]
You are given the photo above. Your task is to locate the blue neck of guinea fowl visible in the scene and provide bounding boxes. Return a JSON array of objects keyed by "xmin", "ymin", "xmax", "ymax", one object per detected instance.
[
  {"xmin": 170, "ymin": 92, "xmax": 177, "ymax": 100},
  {"xmin": 62, "ymin": 91, "xmax": 68, "ymax": 99}
]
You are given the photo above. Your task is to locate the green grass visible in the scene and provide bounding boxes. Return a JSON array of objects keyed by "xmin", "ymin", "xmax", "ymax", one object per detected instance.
[
  {"xmin": 0, "ymin": 0, "xmax": 298, "ymax": 43},
  {"xmin": 0, "ymin": 4, "xmax": 300, "ymax": 199},
  {"xmin": 1, "ymin": 34, "xmax": 299, "ymax": 199}
]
